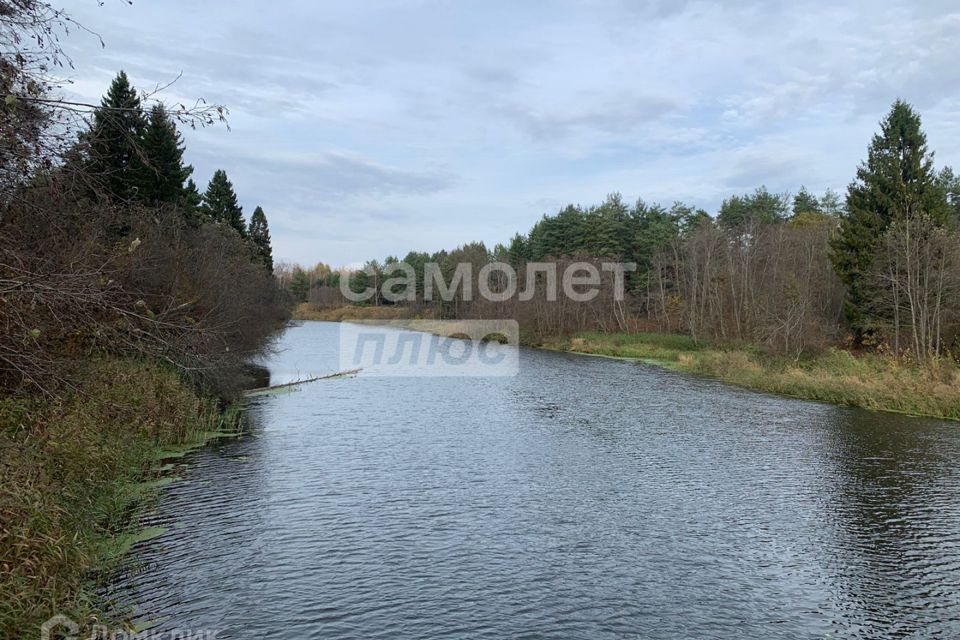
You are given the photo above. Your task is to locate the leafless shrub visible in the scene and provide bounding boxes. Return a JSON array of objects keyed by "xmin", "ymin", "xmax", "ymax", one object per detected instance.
[
  {"xmin": 0, "ymin": 1, "xmax": 284, "ymax": 398},
  {"xmin": 0, "ymin": 176, "xmax": 290, "ymax": 398},
  {"xmin": 648, "ymin": 217, "xmax": 845, "ymax": 357},
  {"xmin": 868, "ymin": 213, "xmax": 960, "ymax": 364}
]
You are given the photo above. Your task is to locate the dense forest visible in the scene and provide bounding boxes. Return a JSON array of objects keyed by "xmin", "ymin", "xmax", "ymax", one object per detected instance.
[
  {"xmin": 1, "ymin": 66, "xmax": 286, "ymax": 395},
  {"xmin": 289, "ymin": 100, "xmax": 960, "ymax": 364}
]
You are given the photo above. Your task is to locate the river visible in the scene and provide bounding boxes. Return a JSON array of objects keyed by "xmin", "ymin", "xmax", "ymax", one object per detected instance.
[{"xmin": 104, "ymin": 321, "xmax": 960, "ymax": 638}]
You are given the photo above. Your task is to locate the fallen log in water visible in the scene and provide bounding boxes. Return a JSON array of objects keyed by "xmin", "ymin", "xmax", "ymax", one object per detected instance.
[{"xmin": 244, "ymin": 368, "xmax": 362, "ymax": 397}]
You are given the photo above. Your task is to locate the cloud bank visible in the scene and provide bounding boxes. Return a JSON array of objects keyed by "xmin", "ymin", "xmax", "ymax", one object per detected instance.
[{"xmin": 59, "ymin": 0, "xmax": 960, "ymax": 265}]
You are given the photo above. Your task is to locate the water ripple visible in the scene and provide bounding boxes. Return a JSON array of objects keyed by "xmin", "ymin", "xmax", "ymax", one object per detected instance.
[{"xmin": 102, "ymin": 322, "xmax": 960, "ymax": 638}]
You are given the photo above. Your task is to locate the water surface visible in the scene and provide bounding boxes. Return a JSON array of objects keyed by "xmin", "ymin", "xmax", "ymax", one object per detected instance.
[{"xmin": 106, "ymin": 321, "xmax": 960, "ymax": 638}]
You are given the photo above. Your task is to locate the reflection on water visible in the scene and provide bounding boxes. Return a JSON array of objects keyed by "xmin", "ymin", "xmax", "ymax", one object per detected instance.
[
  {"xmin": 103, "ymin": 321, "xmax": 960, "ymax": 638},
  {"xmin": 820, "ymin": 411, "xmax": 960, "ymax": 635}
]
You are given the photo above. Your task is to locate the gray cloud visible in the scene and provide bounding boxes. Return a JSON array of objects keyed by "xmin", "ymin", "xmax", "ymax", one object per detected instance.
[
  {"xmin": 188, "ymin": 145, "xmax": 455, "ymax": 208},
  {"xmin": 257, "ymin": 151, "xmax": 454, "ymax": 199},
  {"xmin": 495, "ymin": 94, "xmax": 680, "ymax": 140}
]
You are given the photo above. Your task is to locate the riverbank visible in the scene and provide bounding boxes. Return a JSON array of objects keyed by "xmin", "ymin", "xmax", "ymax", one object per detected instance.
[
  {"xmin": 292, "ymin": 303, "xmax": 434, "ymax": 322},
  {"xmin": 0, "ymin": 359, "xmax": 243, "ymax": 637},
  {"xmin": 290, "ymin": 310, "xmax": 960, "ymax": 420},
  {"xmin": 539, "ymin": 332, "xmax": 960, "ymax": 421}
]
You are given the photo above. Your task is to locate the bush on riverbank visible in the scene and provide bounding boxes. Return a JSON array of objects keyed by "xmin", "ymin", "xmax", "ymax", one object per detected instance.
[
  {"xmin": 0, "ymin": 359, "xmax": 236, "ymax": 637},
  {"xmin": 542, "ymin": 332, "xmax": 960, "ymax": 421},
  {"xmin": 0, "ymin": 184, "xmax": 291, "ymax": 400},
  {"xmin": 0, "ymin": 6, "xmax": 293, "ymax": 634}
]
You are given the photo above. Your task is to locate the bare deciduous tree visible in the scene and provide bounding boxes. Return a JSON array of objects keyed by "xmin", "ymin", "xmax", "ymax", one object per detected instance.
[{"xmin": 870, "ymin": 214, "xmax": 960, "ymax": 364}]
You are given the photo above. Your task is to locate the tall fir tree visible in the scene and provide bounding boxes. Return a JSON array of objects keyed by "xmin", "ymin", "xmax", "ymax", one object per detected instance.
[
  {"xmin": 830, "ymin": 100, "xmax": 948, "ymax": 337},
  {"xmin": 201, "ymin": 169, "xmax": 246, "ymax": 237},
  {"xmin": 182, "ymin": 178, "xmax": 203, "ymax": 226},
  {"xmin": 248, "ymin": 205, "xmax": 274, "ymax": 273},
  {"xmin": 133, "ymin": 104, "xmax": 193, "ymax": 206},
  {"xmin": 87, "ymin": 71, "xmax": 147, "ymax": 203}
]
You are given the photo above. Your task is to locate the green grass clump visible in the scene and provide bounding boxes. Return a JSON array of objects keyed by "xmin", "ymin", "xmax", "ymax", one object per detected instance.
[
  {"xmin": 0, "ymin": 359, "xmax": 237, "ymax": 637},
  {"xmin": 541, "ymin": 331, "xmax": 706, "ymax": 363}
]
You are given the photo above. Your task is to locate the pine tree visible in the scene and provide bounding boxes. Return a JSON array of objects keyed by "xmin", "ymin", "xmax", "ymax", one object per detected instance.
[
  {"xmin": 552, "ymin": 205, "xmax": 586, "ymax": 256},
  {"xmin": 820, "ymin": 188, "xmax": 844, "ymax": 216},
  {"xmin": 402, "ymin": 251, "xmax": 431, "ymax": 296},
  {"xmin": 792, "ymin": 186, "xmax": 822, "ymax": 216},
  {"xmin": 526, "ymin": 217, "xmax": 549, "ymax": 260},
  {"xmin": 717, "ymin": 186, "xmax": 789, "ymax": 228},
  {"xmin": 87, "ymin": 71, "xmax": 147, "ymax": 203},
  {"xmin": 830, "ymin": 100, "xmax": 948, "ymax": 336},
  {"xmin": 133, "ymin": 104, "xmax": 193, "ymax": 206},
  {"xmin": 248, "ymin": 205, "xmax": 274, "ymax": 273},
  {"xmin": 590, "ymin": 193, "xmax": 629, "ymax": 258},
  {"xmin": 672, "ymin": 202, "xmax": 710, "ymax": 236},
  {"xmin": 629, "ymin": 202, "xmax": 680, "ymax": 289},
  {"xmin": 506, "ymin": 233, "xmax": 529, "ymax": 266},
  {"xmin": 289, "ymin": 269, "xmax": 311, "ymax": 302},
  {"xmin": 201, "ymin": 169, "xmax": 246, "ymax": 237}
]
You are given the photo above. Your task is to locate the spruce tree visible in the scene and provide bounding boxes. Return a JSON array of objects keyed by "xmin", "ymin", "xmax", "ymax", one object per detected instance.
[
  {"xmin": 830, "ymin": 100, "xmax": 948, "ymax": 336},
  {"xmin": 87, "ymin": 71, "xmax": 146, "ymax": 203},
  {"xmin": 201, "ymin": 169, "xmax": 246, "ymax": 237},
  {"xmin": 134, "ymin": 104, "xmax": 193, "ymax": 206},
  {"xmin": 248, "ymin": 205, "xmax": 274, "ymax": 273},
  {"xmin": 182, "ymin": 178, "xmax": 203, "ymax": 226},
  {"xmin": 937, "ymin": 166, "xmax": 960, "ymax": 225}
]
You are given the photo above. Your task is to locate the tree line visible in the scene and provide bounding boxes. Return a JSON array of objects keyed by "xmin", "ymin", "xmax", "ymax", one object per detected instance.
[
  {"xmin": 79, "ymin": 71, "xmax": 276, "ymax": 272},
  {"xmin": 291, "ymin": 100, "xmax": 960, "ymax": 364}
]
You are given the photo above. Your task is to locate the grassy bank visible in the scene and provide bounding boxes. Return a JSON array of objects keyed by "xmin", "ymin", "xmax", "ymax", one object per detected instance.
[
  {"xmin": 287, "ymin": 308, "xmax": 960, "ymax": 419},
  {"xmin": 540, "ymin": 332, "xmax": 960, "ymax": 421},
  {"xmin": 292, "ymin": 303, "xmax": 436, "ymax": 322},
  {"xmin": 0, "ymin": 360, "xmax": 241, "ymax": 637}
]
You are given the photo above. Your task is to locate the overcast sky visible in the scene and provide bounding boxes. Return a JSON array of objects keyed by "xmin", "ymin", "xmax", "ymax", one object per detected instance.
[{"xmin": 59, "ymin": 0, "xmax": 960, "ymax": 267}]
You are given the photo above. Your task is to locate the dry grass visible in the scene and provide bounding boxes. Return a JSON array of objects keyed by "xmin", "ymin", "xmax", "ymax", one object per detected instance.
[
  {"xmin": 543, "ymin": 332, "xmax": 960, "ymax": 421},
  {"xmin": 292, "ymin": 303, "xmax": 437, "ymax": 322},
  {"xmin": 0, "ymin": 359, "xmax": 236, "ymax": 637}
]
